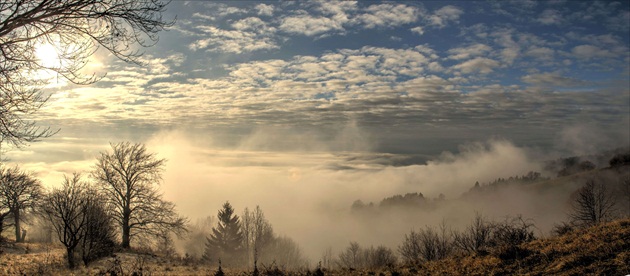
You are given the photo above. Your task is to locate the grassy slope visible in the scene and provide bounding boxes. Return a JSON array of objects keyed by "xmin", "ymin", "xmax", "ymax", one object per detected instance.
[{"xmin": 419, "ymin": 219, "xmax": 630, "ymax": 276}]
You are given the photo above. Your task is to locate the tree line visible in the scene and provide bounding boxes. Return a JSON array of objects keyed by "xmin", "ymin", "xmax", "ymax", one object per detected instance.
[
  {"xmin": 1, "ymin": 142, "xmax": 186, "ymax": 268},
  {"xmin": 196, "ymin": 202, "xmax": 308, "ymax": 270},
  {"xmin": 1, "ymin": 141, "xmax": 310, "ymax": 270}
]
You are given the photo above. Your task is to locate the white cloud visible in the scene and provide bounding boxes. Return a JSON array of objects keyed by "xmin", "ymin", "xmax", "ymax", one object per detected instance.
[
  {"xmin": 357, "ymin": 3, "xmax": 420, "ymax": 29},
  {"xmin": 255, "ymin": 3, "xmax": 274, "ymax": 16},
  {"xmin": 447, "ymin": 44, "xmax": 492, "ymax": 60},
  {"xmin": 189, "ymin": 24, "xmax": 278, "ymax": 54},
  {"xmin": 279, "ymin": 13, "xmax": 345, "ymax": 36},
  {"xmin": 452, "ymin": 57, "xmax": 500, "ymax": 74},
  {"xmin": 191, "ymin": 13, "xmax": 215, "ymax": 21},
  {"xmin": 231, "ymin": 17, "xmax": 276, "ymax": 34},
  {"xmin": 491, "ymin": 28, "xmax": 520, "ymax": 65},
  {"xmin": 217, "ymin": 5, "xmax": 246, "ymax": 17},
  {"xmin": 411, "ymin": 26, "xmax": 424, "ymax": 35},
  {"xmin": 318, "ymin": 1, "xmax": 357, "ymax": 25},
  {"xmin": 429, "ymin": 5, "xmax": 464, "ymax": 28},
  {"xmin": 572, "ymin": 44, "xmax": 615, "ymax": 60}
]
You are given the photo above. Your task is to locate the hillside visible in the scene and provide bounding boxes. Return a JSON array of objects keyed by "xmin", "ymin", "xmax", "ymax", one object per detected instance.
[{"xmin": 418, "ymin": 218, "xmax": 630, "ymax": 276}]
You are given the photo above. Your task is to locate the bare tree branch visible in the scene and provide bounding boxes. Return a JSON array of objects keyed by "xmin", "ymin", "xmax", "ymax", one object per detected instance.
[{"xmin": 0, "ymin": 0, "xmax": 173, "ymax": 147}]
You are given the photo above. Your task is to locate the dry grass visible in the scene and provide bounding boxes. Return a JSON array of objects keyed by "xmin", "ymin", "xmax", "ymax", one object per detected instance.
[
  {"xmin": 1, "ymin": 219, "xmax": 629, "ymax": 275},
  {"xmin": 419, "ymin": 218, "xmax": 630, "ymax": 276}
]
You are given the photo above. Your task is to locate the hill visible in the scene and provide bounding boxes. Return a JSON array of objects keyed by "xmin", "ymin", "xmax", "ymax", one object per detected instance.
[{"xmin": 418, "ymin": 218, "xmax": 630, "ymax": 276}]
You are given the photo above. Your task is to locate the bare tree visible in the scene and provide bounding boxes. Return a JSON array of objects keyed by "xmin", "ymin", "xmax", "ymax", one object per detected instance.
[
  {"xmin": 398, "ymin": 230, "xmax": 422, "ymax": 265},
  {"xmin": 398, "ymin": 223, "xmax": 453, "ymax": 265},
  {"xmin": 92, "ymin": 141, "xmax": 186, "ymax": 249},
  {"xmin": 79, "ymin": 194, "xmax": 117, "ymax": 266},
  {"xmin": 570, "ymin": 180, "xmax": 617, "ymax": 227},
  {"xmin": 41, "ymin": 173, "xmax": 92, "ymax": 269},
  {"xmin": 321, "ymin": 247, "xmax": 334, "ymax": 270},
  {"xmin": 453, "ymin": 213, "xmax": 494, "ymax": 255},
  {"xmin": 337, "ymin": 242, "xmax": 363, "ymax": 269},
  {"xmin": 241, "ymin": 206, "xmax": 274, "ymax": 267},
  {"xmin": 364, "ymin": 245, "xmax": 397, "ymax": 269},
  {"xmin": 0, "ymin": 0, "xmax": 173, "ymax": 147},
  {"xmin": 0, "ymin": 165, "xmax": 42, "ymax": 242}
]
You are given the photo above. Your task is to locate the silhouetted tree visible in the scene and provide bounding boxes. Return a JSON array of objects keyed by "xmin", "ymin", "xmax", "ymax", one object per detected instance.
[
  {"xmin": 79, "ymin": 195, "xmax": 117, "ymax": 266},
  {"xmin": 241, "ymin": 206, "xmax": 274, "ymax": 267},
  {"xmin": 92, "ymin": 142, "xmax": 186, "ymax": 248},
  {"xmin": 0, "ymin": 0, "xmax": 173, "ymax": 147},
  {"xmin": 41, "ymin": 173, "xmax": 92, "ymax": 269},
  {"xmin": 204, "ymin": 201, "xmax": 243, "ymax": 267},
  {"xmin": 570, "ymin": 180, "xmax": 617, "ymax": 226},
  {"xmin": 0, "ymin": 165, "xmax": 42, "ymax": 242}
]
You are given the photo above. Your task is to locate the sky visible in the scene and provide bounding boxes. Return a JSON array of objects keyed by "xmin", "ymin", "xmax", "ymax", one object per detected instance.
[{"xmin": 4, "ymin": 0, "xmax": 630, "ymax": 260}]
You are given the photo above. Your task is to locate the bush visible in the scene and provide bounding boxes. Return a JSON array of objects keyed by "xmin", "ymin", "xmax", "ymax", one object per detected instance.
[
  {"xmin": 609, "ymin": 152, "xmax": 630, "ymax": 167},
  {"xmin": 399, "ymin": 223, "xmax": 453, "ymax": 265},
  {"xmin": 453, "ymin": 214, "xmax": 494, "ymax": 255},
  {"xmin": 490, "ymin": 216, "xmax": 536, "ymax": 260},
  {"xmin": 365, "ymin": 245, "xmax": 397, "ymax": 269},
  {"xmin": 80, "ymin": 199, "xmax": 117, "ymax": 266}
]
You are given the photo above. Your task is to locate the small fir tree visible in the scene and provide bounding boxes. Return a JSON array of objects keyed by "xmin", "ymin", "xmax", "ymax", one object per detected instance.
[{"xmin": 203, "ymin": 201, "xmax": 244, "ymax": 267}]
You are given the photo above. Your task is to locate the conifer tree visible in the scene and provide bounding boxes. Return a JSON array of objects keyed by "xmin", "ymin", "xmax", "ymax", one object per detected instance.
[{"xmin": 203, "ymin": 201, "xmax": 244, "ymax": 267}]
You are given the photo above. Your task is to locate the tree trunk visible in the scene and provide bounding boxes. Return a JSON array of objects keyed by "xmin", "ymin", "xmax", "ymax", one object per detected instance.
[
  {"xmin": 13, "ymin": 209, "xmax": 21, "ymax": 242},
  {"xmin": 122, "ymin": 208, "xmax": 131, "ymax": 248},
  {"xmin": 0, "ymin": 216, "xmax": 4, "ymax": 243},
  {"xmin": 67, "ymin": 247, "xmax": 76, "ymax": 269}
]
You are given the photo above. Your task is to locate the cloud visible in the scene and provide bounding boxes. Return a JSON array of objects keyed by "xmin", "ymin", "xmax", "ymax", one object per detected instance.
[
  {"xmin": 521, "ymin": 72, "xmax": 587, "ymax": 87},
  {"xmin": 447, "ymin": 43, "xmax": 493, "ymax": 60},
  {"xmin": 189, "ymin": 24, "xmax": 279, "ymax": 54},
  {"xmin": 452, "ymin": 57, "xmax": 500, "ymax": 74},
  {"xmin": 410, "ymin": 26, "xmax": 424, "ymax": 35},
  {"xmin": 537, "ymin": 9, "xmax": 563, "ymax": 25},
  {"xmin": 356, "ymin": 3, "xmax": 420, "ymax": 29},
  {"xmin": 255, "ymin": 3, "xmax": 274, "ymax": 16},
  {"xmin": 572, "ymin": 44, "xmax": 616, "ymax": 60},
  {"xmin": 279, "ymin": 13, "xmax": 345, "ymax": 36},
  {"xmin": 524, "ymin": 46, "xmax": 555, "ymax": 61},
  {"xmin": 429, "ymin": 5, "xmax": 464, "ymax": 28}
]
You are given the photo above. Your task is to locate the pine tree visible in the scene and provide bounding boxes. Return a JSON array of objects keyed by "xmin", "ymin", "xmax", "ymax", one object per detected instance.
[{"xmin": 203, "ymin": 201, "xmax": 244, "ymax": 267}]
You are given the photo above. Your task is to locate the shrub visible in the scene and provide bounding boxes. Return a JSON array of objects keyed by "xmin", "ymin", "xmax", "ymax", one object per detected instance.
[{"xmin": 453, "ymin": 214, "xmax": 494, "ymax": 255}]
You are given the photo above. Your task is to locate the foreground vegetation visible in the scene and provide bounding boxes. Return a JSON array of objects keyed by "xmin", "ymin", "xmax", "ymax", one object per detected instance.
[
  {"xmin": 418, "ymin": 218, "xmax": 630, "ymax": 276},
  {"xmin": 0, "ymin": 218, "xmax": 628, "ymax": 275}
]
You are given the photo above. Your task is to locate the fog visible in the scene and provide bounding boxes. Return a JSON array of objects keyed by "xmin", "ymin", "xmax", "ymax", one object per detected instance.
[
  {"xmin": 144, "ymin": 130, "xmax": 549, "ymax": 260},
  {"xmin": 7, "ymin": 123, "xmax": 627, "ymax": 262}
]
